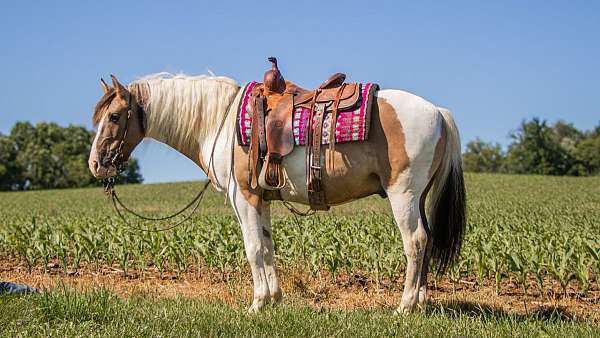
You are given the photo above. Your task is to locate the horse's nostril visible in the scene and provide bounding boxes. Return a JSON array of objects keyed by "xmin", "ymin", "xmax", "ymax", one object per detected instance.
[
  {"xmin": 92, "ymin": 161, "xmax": 100, "ymax": 171},
  {"xmin": 101, "ymin": 157, "xmax": 112, "ymax": 167}
]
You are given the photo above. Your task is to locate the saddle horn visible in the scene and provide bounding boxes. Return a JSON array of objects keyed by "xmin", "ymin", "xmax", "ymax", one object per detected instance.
[{"xmin": 263, "ymin": 57, "xmax": 286, "ymax": 94}]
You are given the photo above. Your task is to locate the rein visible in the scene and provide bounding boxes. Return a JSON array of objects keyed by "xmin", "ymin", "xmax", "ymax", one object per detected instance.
[
  {"xmin": 102, "ymin": 85, "xmax": 237, "ymax": 232},
  {"xmin": 103, "ymin": 179, "xmax": 211, "ymax": 232},
  {"xmin": 102, "ymin": 83, "xmax": 314, "ymax": 231}
]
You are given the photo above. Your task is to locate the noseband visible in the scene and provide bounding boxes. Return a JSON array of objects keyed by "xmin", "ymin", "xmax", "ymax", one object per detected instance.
[{"xmin": 110, "ymin": 109, "xmax": 132, "ymax": 168}]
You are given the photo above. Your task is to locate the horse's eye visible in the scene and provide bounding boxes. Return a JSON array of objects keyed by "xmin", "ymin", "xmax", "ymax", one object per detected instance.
[{"xmin": 109, "ymin": 113, "xmax": 120, "ymax": 123}]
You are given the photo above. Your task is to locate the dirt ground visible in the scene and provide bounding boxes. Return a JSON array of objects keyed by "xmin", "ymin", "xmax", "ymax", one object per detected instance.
[{"xmin": 1, "ymin": 259, "xmax": 598, "ymax": 322}]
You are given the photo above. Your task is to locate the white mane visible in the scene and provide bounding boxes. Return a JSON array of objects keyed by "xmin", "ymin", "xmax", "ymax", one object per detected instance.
[{"xmin": 131, "ymin": 73, "xmax": 240, "ymax": 152}]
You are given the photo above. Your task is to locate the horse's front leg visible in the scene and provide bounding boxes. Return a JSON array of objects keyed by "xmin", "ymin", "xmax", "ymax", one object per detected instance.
[
  {"xmin": 229, "ymin": 188, "xmax": 275, "ymax": 313},
  {"xmin": 260, "ymin": 204, "xmax": 283, "ymax": 303}
]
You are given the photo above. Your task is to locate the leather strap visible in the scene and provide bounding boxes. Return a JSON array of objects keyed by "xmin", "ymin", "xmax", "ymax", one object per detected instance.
[
  {"xmin": 249, "ymin": 94, "xmax": 266, "ymax": 188},
  {"xmin": 307, "ymin": 103, "xmax": 328, "ymax": 210},
  {"xmin": 305, "ymin": 90, "xmax": 319, "ymax": 191},
  {"xmin": 328, "ymin": 83, "xmax": 346, "ymax": 171},
  {"xmin": 256, "ymin": 96, "xmax": 267, "ymax": 155}
]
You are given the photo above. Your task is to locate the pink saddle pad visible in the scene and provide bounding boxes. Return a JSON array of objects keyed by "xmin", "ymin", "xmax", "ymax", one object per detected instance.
[{"xmin": 237, "ymin": 82, "xmax": 378, "ymax": 146}]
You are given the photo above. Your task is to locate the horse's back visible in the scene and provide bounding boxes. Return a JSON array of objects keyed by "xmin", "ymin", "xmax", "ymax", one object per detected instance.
[{"xmin": 279, "ymin": 89, "xmax": 444, "ymax": 205}]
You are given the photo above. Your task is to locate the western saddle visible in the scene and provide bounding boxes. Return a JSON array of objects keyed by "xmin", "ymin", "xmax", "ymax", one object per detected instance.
[{"xmin": 248, "ymin": 57, "xmax": 362, "ymax": 210}]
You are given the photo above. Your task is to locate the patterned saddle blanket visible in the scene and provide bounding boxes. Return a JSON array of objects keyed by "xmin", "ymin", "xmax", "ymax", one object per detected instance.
[{"xmin": 236, "ymin": 81, "xmax": 378, "ymax": 146}]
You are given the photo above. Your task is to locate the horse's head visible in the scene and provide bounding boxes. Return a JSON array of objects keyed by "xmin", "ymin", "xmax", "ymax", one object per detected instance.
[{"xmin": 88, "ymin": 75, "xmax": 145, "ymax": 179}]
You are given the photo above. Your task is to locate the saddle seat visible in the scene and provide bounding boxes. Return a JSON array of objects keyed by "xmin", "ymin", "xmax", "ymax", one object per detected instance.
[{"xmin": 249, "ymin": 57, "xmax": 363, "ymax": 210}]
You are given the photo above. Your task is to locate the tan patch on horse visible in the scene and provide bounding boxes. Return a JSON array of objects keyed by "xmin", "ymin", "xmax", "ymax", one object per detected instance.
[
  {"xmin": 370, "ymin": 97, "xmax": 410, "ymax": 188},
  {"xmin": 93, "ymin": 90, "xmax": 117, "ymax": 127},
  {"xmin": 233, "ymin": 143, "xmax": 263, "ymax": 210},
  {"xmin": 320, "ymin": 143, "xmax": 383, "ymax": 204}
]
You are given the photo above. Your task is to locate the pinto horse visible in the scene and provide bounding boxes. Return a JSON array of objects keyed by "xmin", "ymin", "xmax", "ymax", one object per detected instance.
[{"xmin": 88, "ymin": 74, "xmax": 466, "ymax": 314}]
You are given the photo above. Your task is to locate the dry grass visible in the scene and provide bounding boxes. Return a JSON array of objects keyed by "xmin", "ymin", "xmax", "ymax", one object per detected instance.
[{"xmin": 2, "ymin": 258, "xmax": 598, "ymax": 323}]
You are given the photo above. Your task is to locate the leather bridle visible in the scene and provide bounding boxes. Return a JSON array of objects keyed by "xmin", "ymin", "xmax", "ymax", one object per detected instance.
[{"xmin": 109, "ymin": 93, "xmax": 144, "ymax": 169}]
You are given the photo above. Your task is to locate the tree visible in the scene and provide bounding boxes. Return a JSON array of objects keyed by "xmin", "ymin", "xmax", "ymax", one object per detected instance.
[
  {"xmin": 504, "ymin": 118, "xmax": 578, "ymax": 176},
  {"xmin": 0, "ymin": 134, "xmax": 22, "ymax": 190},
  {"xmin": 115, "ymin": 160, "xmax": 144, "ymax": 185},
  {"xmin": 463, "ymin": 118, "xmax": 599, "ymax": 176},
  {"xmin": 575, "ymin": 123, "xmax": 600, "ymax": 175},
  {"xmin": 0, "ymin": 122, "xmax": 143, "ymax": 191},
  {"xmin": 463, "ymin": 139, "xmax": 505, "ymax": 173}
]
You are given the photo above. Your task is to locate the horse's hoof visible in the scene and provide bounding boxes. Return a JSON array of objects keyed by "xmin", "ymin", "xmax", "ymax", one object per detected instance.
[
  {"xmin": 247, "ymin": 304, "xmax": 261, "ymax": 314},
  {"xmin": 394, "ymin": 305, "xmax": 411, "ymax": 316},
  {"xmin": 395, "ymin": 300, "xmax": 423, "ymax": 315},
  {"xmin": 247, "ymin": 297, "xmax": 268, "ymax": 314},
  {"xmin": 271, "ymin": 289, "xmax": 283, "ymax": 304}
]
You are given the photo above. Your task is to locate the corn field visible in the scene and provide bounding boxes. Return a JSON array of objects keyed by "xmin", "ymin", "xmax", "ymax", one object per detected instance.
[{"xmin": 0, "ymin": 173, "xmax": 598, "ymax": 297}]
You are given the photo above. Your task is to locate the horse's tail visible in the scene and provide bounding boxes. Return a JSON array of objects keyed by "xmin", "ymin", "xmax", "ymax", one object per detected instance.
[{"xmin": 427, "ymin": 107, "xmax": 467, "ymax": 275}]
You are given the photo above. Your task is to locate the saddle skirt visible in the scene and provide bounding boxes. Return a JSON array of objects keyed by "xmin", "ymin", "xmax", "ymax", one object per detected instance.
[{"xmin": 236, "ymin": 82, "xmax": 379, "ymax": 147}]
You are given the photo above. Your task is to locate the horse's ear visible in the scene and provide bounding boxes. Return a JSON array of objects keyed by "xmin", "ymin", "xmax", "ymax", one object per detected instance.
[
  {"xmin": 100, "ymin": 78, "xmax": 111, "ymax": 94},
  {"xmin": 110, "ymin": 74, "xmax": 127, "ymax": 98}
]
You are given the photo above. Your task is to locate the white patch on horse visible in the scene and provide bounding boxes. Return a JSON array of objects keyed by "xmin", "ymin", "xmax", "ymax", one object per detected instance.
[
  {"xmin": 376, "ymin": 89, "xmax": 443, "ymax": 190},
  {"xmin": 280, "ymin": 147, "xmax": 309, "ymax": 203},
  {"xmin": 88, "ymin": 118, "xmax": 104, "ymax": 173}
]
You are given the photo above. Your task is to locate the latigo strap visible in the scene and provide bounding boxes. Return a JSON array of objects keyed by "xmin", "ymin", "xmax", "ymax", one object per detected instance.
[
  {"xmin": 249, "ymin": 94, "xmax": 265, "ymax": 189},
  {"xmin": 307, "ymin": 102, "xmax": 328, "ymax": 210}
]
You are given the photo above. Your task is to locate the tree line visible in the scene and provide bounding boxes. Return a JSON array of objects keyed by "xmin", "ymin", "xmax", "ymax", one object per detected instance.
[
  {"xmin": 0, "ymin": 122, "xmax": 142, "ymax": 191},
  {"xmin": 1, "ymin": 118, "xmax": 598, "ymax": 191},
  {"xmin": 463, "ymin": 118, "xmax": 600, "ymax": 176}
]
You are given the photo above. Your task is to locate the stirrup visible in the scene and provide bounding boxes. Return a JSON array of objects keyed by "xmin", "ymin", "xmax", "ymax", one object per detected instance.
[{"xmin": 258, "ymin": 154, "xmax": 286, "ymax": 190}]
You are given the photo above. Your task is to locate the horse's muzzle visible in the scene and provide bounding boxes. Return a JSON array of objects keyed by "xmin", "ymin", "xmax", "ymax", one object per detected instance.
[{"xmin": 89, "ymin": 160, "xmax": 117, "ymax": 179}]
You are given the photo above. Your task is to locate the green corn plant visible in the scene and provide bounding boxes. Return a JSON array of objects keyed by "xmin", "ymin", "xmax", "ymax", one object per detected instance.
[
  {"xmin": 584, "ymin": 240, "xmax": 600, "ymax": 291},
  {"xmin": 473, "ymin": 244, "xmax": 487, "ymax": 288},
  {"xmin": 573, "ymin": 252, "xmax": 591, "ymax": 296},
  {"xmin": 507, "ymin": 251, "xmax": 528, "ymax": 297},
  {"xmin": 548, "ymin": 246, "xmax": 576, "ymax": 297},
  {"xmin": 488, "ymin": 252, "xmax": 505, "ymax": 296},
  {"xmin": 528, "ymin": 246, "xmax": 546, "ymax": 298}
]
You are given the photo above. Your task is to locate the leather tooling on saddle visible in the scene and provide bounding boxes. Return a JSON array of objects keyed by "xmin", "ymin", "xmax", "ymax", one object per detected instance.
[{"xmin": 236, "ymin": 57, "xmax": 379, "ymax": 210}]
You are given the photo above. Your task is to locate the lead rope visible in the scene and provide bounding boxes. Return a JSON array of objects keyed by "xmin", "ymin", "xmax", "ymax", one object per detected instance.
[
  {"xmin": 105, "ymin": 180, "xmax": 211, "ymax": 232},
  {"xmin": 104, "ymin": 86, "xmax": 238, "ymax": 232}
]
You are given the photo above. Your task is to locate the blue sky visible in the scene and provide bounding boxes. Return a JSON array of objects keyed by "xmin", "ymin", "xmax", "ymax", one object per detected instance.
[{"xmin": 1, "ymin": 1, "xmax": 598, "ymax": 183}]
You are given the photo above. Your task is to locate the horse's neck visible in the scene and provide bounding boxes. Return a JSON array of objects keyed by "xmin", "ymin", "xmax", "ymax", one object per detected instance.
[
  {"xmin": 131, "ymin": 84, "xmax": 241, "ymax": 184},
  {"xmin": 129, "ymin": 90, "xmax": 201, "ymax": 168},
  {"xmin": 196, "ymin": 89, "xmax": 243, "ymax": 190}
]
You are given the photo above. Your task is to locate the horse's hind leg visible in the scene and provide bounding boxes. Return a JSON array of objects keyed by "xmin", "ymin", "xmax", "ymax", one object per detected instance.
[
  {"xmin": 387, "ymin": 182, "xmax": 429, "ymax": 314},
  {"xmin": 418, "ymin": 189, "xmax": 434, "ymax": 306},
  {"xmin": 418, "ymin": 225, "xmax": 434, "ymax": 306}
]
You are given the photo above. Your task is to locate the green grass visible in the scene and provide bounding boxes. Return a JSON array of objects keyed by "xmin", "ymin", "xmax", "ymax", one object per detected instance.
[
  {"xmin": 1, "ymin": 288, "xmax": 598, "ymax": 337},
  {"xmin": 0, "ymin": 173, "xmax": 599, "ymax": 336}
]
